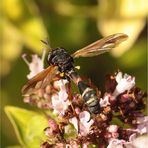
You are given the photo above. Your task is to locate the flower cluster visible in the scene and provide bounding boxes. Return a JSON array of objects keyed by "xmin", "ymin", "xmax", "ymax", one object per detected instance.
[{"xmin": 22, "ymin": 54, "xmax": 147, "ymax": 148}]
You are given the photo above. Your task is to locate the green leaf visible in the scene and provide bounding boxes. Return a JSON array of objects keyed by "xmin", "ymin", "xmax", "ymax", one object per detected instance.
[
  {"xmin": 5, "ymin": 106, "xmax": 48, "ymax": 148},
  {"xmin": 88, "ymin": 144, "xmax": 97, "ymax": 148},
  {"xmin": 64, "ymin": 124, "xmax": 77, "ymax": 140},
  {"xmin": 111, "ymin": 117, "xmax": 130, "ymax": 128}
]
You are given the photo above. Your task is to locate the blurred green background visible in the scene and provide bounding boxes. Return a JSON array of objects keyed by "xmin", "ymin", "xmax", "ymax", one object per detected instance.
[{"xmin": 1, "ymin": 0, "xmax": 147, "ymax": 147}]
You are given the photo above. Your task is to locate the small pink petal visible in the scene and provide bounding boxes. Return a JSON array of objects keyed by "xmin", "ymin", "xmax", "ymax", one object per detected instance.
[
  {"xmin": 100, "ymin": 94, "xmax": 110, "ymax": 107},
  {"xmin": 108, "ymin": 125, "xmax": 118, "ymax": 133},
  {"xmin": 79, "ymin": 111, "xmax": 94, "ymax": 136},
  {"xmin": 133, "ymin": 136, "xmax": 148, "ymax": 147},
  {"xmin": 48, "ymin": 119, "xmax": 58, "ymax": 131},
  {"xmin": 113, "ymin": 72, "xmax": 135, "ymax": 97},
  {"xmin": 79, "ymin": 111, "xmax": 91, "ymax": 122},
  {"xmin": 75, "ymin": 107, "xmax": 81, "ymax": 115},
  {"xmin": 69, "ymin": 117, "xmax": 78, "ymax": 132}
]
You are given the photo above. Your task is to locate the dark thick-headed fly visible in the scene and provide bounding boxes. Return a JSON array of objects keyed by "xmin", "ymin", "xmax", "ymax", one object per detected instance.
[{"xmin": 22, "ymin": 33, "xmax": 128, "ymax": 114}]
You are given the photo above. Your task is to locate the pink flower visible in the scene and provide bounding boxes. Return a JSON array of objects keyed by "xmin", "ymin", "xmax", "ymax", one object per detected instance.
[
  {"xmin": 75, "ymin": 107, "xmax": 81, "ymax": 115},
  {"xmin": 66, "ymin": 143, "xmax": 79, "ymax": 148},
  {"xmin": 113, "ymin": 72, "xmax": 135, "ymax": 97},
  {"xmin": 136, "ymin": 116, "xmax": 148, "ymax": 124},
  {"xmin": 119, "ymin": 94, "xmax": 129, "ymax": 103},
  {"xmin": 79, "ymin": 111, "xmax": 94, "ymax": 136},
  {"xmin": 107, "ymin": 133, "xmax": 137, "ymax": 148},
  {"xmin": 44, "ymin": 127, "xmax": 53, "ymax": 136},
  {"xmin": 106, "ymin": 125, "xmax": 119, "ymax": 139},
  {"xmin": 22, "ymin": 49, "xmax": 46, "ymax": 79},
  {"xmin": 133, "ymin": 136, "xmax": 148, "ymax": 147},
  {"xmin": 126, "ymin": 116, "xmax": 148, "ymax": 135},
  {"xmin": 69, "ymin": 111, "xmax": 94, "ymax": 136},
  {"xmin": 107, "ymin": 138, "xmax": 133, "ymax": 148},
  {"xmin": 69, "ymin": 117, "xmax": 78, "ymax": 132},
  {"xmin": 129, "ymin": 133, "xmax": 137, "ymax": 141},
  {"xmin": 106, "ymin": 126, "xmax": 140, "ymax": 148},
  {"xmin": 100, "ymin": 93, "xmax": 111, "ymax": 107},
  {"xmin": 48, "ymin": 119, "xmax": 59, "ymax": 131},
  {"xmin": 51, "ymin": 79, "xmax": 70, "ymax": 115},
  {"xmin": 107, "ymin": 130, "xmax": 145, "ymax": 148},
  {"xmin": 107, "ymin": 125, "xmax": 118, "ymax": 133},
  {"xmin": 82, "ymin": 142, "xmax": 92, "ymax": 148},
  {"xmin": 136, "ymin": 116, "xmax": 148, "ymax": 134},
  {"xmin": 44, "ymin": 119, "xmax": 59, "ymax": 136},
  {"xmin": 54, "ymin": 79, "xmax": 68, "ymax": 89}
]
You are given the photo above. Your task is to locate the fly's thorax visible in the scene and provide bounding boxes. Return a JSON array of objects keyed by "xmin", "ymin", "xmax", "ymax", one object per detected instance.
[{"xmin": 47, "ymin": 47, "xmax": 74, "ymax": 73}]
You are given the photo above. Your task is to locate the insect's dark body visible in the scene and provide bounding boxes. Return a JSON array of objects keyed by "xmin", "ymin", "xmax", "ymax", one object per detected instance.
[
  {"xmin": 47, "ymin": 48, "xmax": 74, "ymax": 73},
  {"xmin": 47, "ymin": 47, "xmax": 100, "ymax": 114}
]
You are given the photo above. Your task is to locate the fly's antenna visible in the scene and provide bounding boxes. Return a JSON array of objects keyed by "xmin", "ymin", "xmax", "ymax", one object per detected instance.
[
  {"xmin": 40, "ymin": 37, "xmax": 52, "ymax": 63},
  {"xmin": 40, "ymin": 39, "xmax": 49, "ymax": 45},
  {"xmin": 40, "ymin": 37, "xmax": 51, "ymax": 49}
]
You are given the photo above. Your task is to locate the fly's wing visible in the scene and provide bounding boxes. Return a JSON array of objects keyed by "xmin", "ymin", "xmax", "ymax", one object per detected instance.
[
  {"xmin": 21, "ymin": 66, "xmax": 58, "ymax": 95},
  {"xmin": 72, "ymin": 33, "xmax": 128, "ymax": 58}
]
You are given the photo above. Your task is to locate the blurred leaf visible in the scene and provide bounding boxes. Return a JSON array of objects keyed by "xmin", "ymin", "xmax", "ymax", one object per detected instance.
[
  {"xmin": 52, "ymin": 1, "xmax": 98, "ymax": 18},
  {"xmin": 3, "ymin": 0, "xmax": 48, "ymax": 53},
  {"xmin": 2, "ymin": 19, "xmax": 22, "ymax": 61},
  {"xmin": 5, "ymin": 106, "xmax": 48, "ymax": 148},
  {"xmin": 3, "ymin": 0, "xmax": 23, "ymax": 20},
  {"xmin": 1, "ymin": 19, "xmax": 22, "ymax": 76},
  {"xmin": 21, "ymin": 17, "xmax": 48, "ymax": 52},
  {"xmin": 118, "ymin": 38, "xmax": 147, "ymax": 68},
  {"xmin": 97, "ymin": 0, "xmax": 147, "ymax": 57},
  {"xmin": 1, "ymin": 0, "xmax": 48, "ymax": 76},
  {"xmin": 6, "ymin": 146, "xmax": 22, "ymax": 148}
]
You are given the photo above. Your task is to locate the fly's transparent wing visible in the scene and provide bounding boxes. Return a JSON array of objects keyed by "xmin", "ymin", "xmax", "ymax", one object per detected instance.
[
  {"xmin": 21, "ymin": 66, "xmax": 58, "ymax": 95},
  {"xmin": 72, "ymin": 33, "xmax": 128, "ymax": 58}
]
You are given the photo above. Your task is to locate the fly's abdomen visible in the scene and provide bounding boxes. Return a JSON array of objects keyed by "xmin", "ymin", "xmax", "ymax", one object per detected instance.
[{"xmin": 78, "ymin": 81, "xmax": 100, "ymax": 114}]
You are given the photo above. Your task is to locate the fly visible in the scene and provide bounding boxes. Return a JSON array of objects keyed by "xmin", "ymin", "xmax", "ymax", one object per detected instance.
[{"xmin": 22, "ymin": 33, "xmax": 128, "ymax": 114}]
